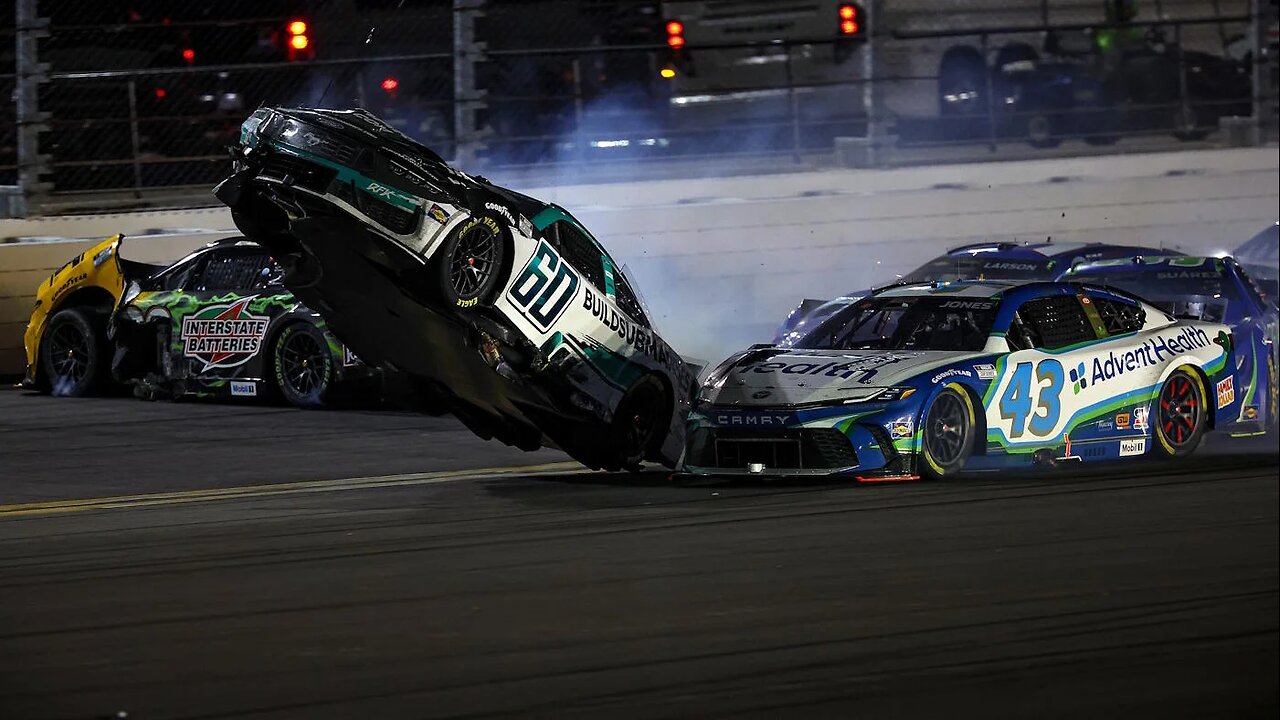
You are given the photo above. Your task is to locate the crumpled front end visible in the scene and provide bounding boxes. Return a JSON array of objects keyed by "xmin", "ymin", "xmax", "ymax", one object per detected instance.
[{"xmin": 683, "ymin": 399, "xmax": 925, "ymax": 478}]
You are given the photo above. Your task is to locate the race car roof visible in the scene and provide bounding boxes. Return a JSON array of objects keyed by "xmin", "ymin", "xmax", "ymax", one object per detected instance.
[
  {"xmin": 946, "ymin": 241, "xmax": 1176, "ymax": 262},
  {"xmin": 874, "ymin": 280, "xmax": 1017, "ymax": 298}
]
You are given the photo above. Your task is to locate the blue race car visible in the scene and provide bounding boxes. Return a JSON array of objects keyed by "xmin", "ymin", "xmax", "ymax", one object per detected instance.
[
  {"xmin": 1065, "ymin": 255, "xmax": 1278, "ymax": 436},
  {"xmin": 773, "ymin": 241, "xmax": 1182, "ymax": 347},
  {"xmin": 689, "ymin": 280, "xmax": 1238, "ymax": 480}
]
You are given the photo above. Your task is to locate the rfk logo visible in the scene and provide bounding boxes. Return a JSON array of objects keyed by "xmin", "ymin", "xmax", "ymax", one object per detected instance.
[{"xmin": 181, "ymin": 297, "xmax": 269, "ymax": 371}]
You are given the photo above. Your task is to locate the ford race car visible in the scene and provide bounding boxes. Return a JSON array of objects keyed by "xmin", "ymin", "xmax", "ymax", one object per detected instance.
[
  {"xmin": 1065, "ymin": 255, "xmax": 1278, "ymax": 435},
  {"xmin": 215, "ymin": 107, "xmax": 694, "ymax": 471},
  {"xmin": 23, "ymin": 235, "xmax": 370, "ymax": 407},
  {"xmin": 688, "ymin": 280, "xmax": 1238, "ymax": 479},
  {"xmin": 774, "ymin": 241, "xmax": 1182, "ymax": 347}
]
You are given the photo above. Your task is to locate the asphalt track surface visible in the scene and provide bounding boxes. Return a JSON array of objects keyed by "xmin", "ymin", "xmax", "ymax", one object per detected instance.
[{"xmin": 0, "ymin": 386, "xmax": 1276, "ymax": 719}]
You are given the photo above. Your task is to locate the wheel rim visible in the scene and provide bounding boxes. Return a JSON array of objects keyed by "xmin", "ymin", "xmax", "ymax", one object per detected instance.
[
  {"xmin": 926, "ymin": 393, "xmax": 968, "ymax": 465},
  {"xmin": 47, "ymin": 322, "xmax": 89, "ymax": 385},
  {"xmin": 1158, "ymin": 374, "xmax": 1201, "ymax": 448},
  {"xmin": 449, "ymin": 224, "xmax": 498, "ymax": 300},
  {"xmin": 280, "ymin": 331, "xmax": 327, "ymax": 398}
]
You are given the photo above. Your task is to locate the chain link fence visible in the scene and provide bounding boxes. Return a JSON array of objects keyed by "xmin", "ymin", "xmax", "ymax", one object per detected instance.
[{"xmin": 4, "ymin": 0, "xmax": 1277, "ymax": 215}]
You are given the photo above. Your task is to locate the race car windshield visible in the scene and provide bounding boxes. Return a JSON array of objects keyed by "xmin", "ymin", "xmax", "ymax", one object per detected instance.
[
  {"xmin": 900, "ymin": 255, "xmax": 1054, "ymax": 283},
  {"xmin": 1077, "ymin": 271, "xmax": 1232, "ymax": 323},
  {"xmin": 798, "ymin": 297, "xmax": 997, "ymax": 351}
]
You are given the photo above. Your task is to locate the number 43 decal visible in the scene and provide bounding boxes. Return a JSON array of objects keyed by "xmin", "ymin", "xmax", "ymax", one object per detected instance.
[{"xmin": 999, "ymin": 359, "xmax": 1065, "ymax": 438}]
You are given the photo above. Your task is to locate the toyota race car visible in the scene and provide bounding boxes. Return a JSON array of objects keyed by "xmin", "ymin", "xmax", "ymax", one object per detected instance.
[
  {"xmin": 1066, "ymin": 255, "xmax": 1278, "ymax": 435},
  {"xmin": 688, "ymin": 280, "xmax": 1240, "ymax": 479},
  {"xmin": 773, "ymin": 240, "xmax": 1182, "ymax": 347},
  {"xmin": 24, "ymin": 235, "xmax": 370, "ymax": 407},
  {"xmin": 216, "ymin": 107, "xmax": 694, "ymax": 471}
]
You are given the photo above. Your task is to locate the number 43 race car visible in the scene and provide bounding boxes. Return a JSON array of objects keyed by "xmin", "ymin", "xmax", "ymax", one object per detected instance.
[
  {"xmin": 216, "ymin": 107, "xmax": 694, "ymax": 470},
  {"xmin": 688, "ymin": 280, "xmax": 1252, "ymax": 479}
]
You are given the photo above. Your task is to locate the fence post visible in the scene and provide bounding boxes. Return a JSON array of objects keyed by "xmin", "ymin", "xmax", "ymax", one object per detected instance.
[
  {"xmin": 1250, "ymin": 0, "xmax": 1266, "ymax": 143},
  {"xmin": 14, "ymin": 0, "xmax": 51, "ymax": 217},
  {"xmin": 127, "ymin": 78, "xmax": 144, "ymax": 198},
  {"xmin": 453, "ymin": 0, "xmax": 489, "ymax": 168},
  {"xmin": 862, "ymin": 0, "xmax": 879, "ymax": 165},
  {"xmin": 784, "ymin": 41, "xmax": 801, "ymax": 163},
  {"xmin": 981, "ymin": 32, "xmax": 997, "ymax": 152},
  {"xmin": 1174, "ymin": 22, "xmax": 1191, "ymax": 136}
]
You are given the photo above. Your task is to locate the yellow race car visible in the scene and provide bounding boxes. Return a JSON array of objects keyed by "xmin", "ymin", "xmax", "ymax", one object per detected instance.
[{"xmin": 25, "ymin": 234, "xmax": 370, "ymax": 406}]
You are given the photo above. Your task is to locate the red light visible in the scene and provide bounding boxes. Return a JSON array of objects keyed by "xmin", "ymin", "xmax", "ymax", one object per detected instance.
[
  {"xmin": 288, "ymin": 20, "xmax": 308, "ymax": 35},
  {"xmin": 840, "ymin": 19, "xmax": 858, "ymax": 35},
  {"xmin": 154, "ymin": 87, "xmax": 166, "ymax": 99},
  {"xmin": 667, "ymin": 35, "xmax": 685, "ymax": 49},
  {"xmin": 666, "ymin": 20, "xmax": 684, "ymax": 36},
  {"xmin": 839, "ymin": 5, "xmax": 857, "ymax": 20},
  {"xmin": 181, "ymin": 47, "xmax": 195, "ymax": 63},
  {"xmin": 381, "ymin": 77, "xmax": 399, "ymax": 92},
  {"xmin": 289, "ymin": 34, "xmax": 309, "ymax": 50}
]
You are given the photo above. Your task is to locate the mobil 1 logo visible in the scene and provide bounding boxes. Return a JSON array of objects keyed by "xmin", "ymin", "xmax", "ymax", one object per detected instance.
[{"xmin": 509, "ymin": 240, "xmax": 580, "ymax": 331}]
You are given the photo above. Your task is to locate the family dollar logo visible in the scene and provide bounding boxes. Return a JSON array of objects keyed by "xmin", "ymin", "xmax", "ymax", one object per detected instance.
[
  {"xmin": 1069, "ymin": 362, "xmax": 1088, "ymax": 394},
  {"xmin": 181, "ymin": 297, "xmax": 270, "ymax": 371}
]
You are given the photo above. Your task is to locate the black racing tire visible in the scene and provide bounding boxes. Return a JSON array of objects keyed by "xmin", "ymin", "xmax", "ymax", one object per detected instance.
[
  {"xmin": 40, "ymin": 307, "xmax": 108, "ymax": 397},
  {"xmin": 920, "ymin": 384, "xmax": 976, "ymax": 480},
  {"xmin": 437, "ymin": 212, "xmax": 510, "ymax": 310},
  {"xmin": 272, "ymin": 323, "xmax": 334, "ymax": 409},
  {"xmin": 605, "ymin": 375, "xmax": 668, "ymax": 472},
  {"xmin": 1151, "ymin": 367, "xmax": 1208, "ymax": 458},
  {"xmin": 938, "ymin": 46, "xmax": 987, "ymax": 117}
]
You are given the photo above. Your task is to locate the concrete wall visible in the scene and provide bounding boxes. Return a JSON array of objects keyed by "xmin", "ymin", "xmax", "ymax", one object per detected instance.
[{"xmin": 2, "ymin": 146, "xmax": 1276, "ymax": 376}]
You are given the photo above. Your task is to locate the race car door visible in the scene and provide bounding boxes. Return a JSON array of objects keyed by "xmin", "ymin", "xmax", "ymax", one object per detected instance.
[
  {"xmin": 987, "ymin": 292, "xmax": 1156, "ymax": 460},
  {"xmin": 166, "ymin": 245, "xmax": 290, "ymax": 381}
]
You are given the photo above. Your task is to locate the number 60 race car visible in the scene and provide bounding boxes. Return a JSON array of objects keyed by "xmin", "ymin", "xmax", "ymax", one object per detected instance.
[
  {"xmin": 687, "ymin": 280, "xmax": 1246, "ymax": 479},
  {"xmin": 215, "ymin": 107, "xmax": 694, "ymax": 470}
]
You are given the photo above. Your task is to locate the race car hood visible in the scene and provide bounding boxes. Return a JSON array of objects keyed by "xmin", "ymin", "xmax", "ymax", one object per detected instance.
[{"xmin": 701, "ymin": 346, "xmax": 987, "ymax": 407}]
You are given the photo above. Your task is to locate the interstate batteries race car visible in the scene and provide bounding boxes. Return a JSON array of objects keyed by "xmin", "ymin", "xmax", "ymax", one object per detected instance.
[
  {"xmin": 773, "ymin": 241, "xmax": 1182, "ymax": 346},
  {"xmin": 216, "ymin": 107, "xmax": 694, "ymax": 470},
  {"xmin": 24, "ymin": 235, "xmax": 369, "ymax": 407},
  {"xmin": 1066, "ymin": 255, "xmax": 1278, "ymax": 434},
  {"xmin": 688, "ymin": 280, "xmax": 1240, "ymax": 479}
]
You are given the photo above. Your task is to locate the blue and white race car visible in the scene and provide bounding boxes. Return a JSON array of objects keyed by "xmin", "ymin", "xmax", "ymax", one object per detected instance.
[
  {"xmin": 773, "ymin": 241, "xmax": 1182, "ymax": 347},
  {"xmin": 1065, "ymin": 255, "xmax": 1278, "ymax": 435},
  {"xmin": 688, "ymin": 280, "xmax": 1239, "ymax": 480}
]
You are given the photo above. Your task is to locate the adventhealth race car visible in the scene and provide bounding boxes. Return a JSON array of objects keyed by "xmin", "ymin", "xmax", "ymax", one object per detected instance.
[
  {"xmin": 215, "ymin": 107, "xmax": 694, "ymax": 470},
  {"xmin": 1066, "ymin": 255, "xmax": 1278, "ymax": 435},
  {"xmin": 23, "ymin": 235, "xmax": 369, "ymax": 407},
  {"xmin": 688, "ymin": 280, "xmax": 1241, "ymax": 479},
  {"xmin": 773, "ymin": 241, "xmax": 1182, "ymax": 347}
]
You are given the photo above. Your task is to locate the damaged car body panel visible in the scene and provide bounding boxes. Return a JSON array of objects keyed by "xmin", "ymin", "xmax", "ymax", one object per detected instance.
[
  {"xmin": 25, "ymin": 235, "xmax": 368, "ymax": 406},
  {"xmin": 217, "ymin": 106, "xmax": 694, "ymax": 470}
]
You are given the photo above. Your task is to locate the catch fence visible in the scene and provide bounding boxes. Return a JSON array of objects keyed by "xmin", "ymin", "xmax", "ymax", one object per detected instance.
[{"xmin": 2, "ymin": 0, "xmax": 1276, "ymax": 216}]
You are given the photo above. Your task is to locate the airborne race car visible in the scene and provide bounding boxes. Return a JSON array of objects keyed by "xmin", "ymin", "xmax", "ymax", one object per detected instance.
[
  {"xmin": 23, "ymin": 235, "xmax": 369, "ymax": 406},
  {"xmin": 216, "ymin": 107, "xmax": 694, "ymax": 470},
  {"xmin": 688, "ymin": 280, "xmax": 1242, "ymax": 479},
  {"xmin": 773, "ymin": 240, "xmax": 1182, "ymax": 347}
]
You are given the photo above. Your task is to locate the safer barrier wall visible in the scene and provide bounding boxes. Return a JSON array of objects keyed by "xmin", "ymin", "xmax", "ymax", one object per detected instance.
[{"xmin": 1, "ymin": 147, "xmax": 1276, "ymax": 376}]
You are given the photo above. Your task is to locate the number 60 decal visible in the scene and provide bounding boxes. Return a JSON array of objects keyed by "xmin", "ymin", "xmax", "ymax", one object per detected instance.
[
  {"xmin": 998, "ymin": 359, "xmax": 1065, "ymax": 438},
  {"xmin": 509, "ymin": 240, "xmax": 580, "ymax": 331}
]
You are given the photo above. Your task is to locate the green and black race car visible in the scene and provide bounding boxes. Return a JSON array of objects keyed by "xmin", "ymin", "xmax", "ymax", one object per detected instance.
[{"xmin": 24, "ymin": 234, "xmax": 372, "ymax": 407}]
